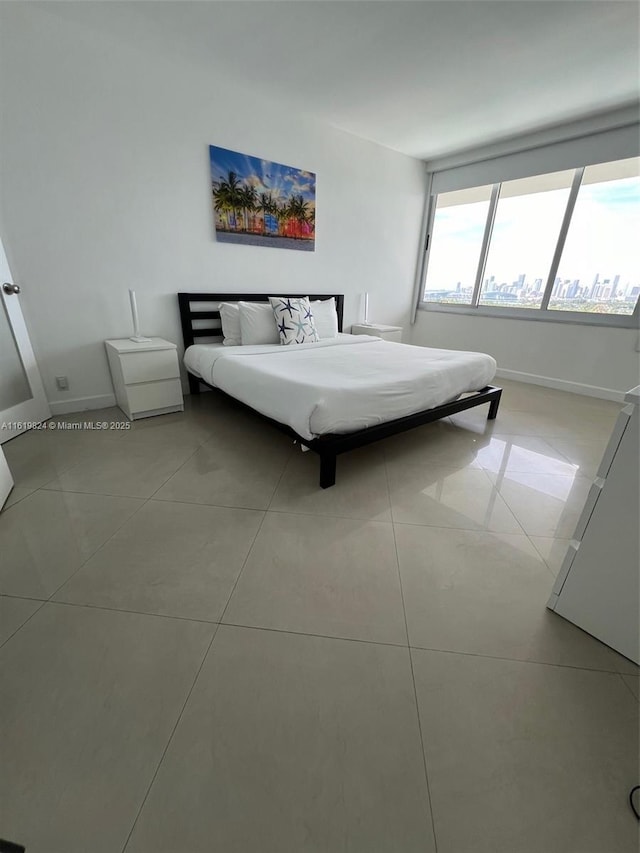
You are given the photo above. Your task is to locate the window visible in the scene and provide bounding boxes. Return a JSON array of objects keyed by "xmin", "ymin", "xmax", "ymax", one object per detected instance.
[
  {"xmin": 478, "ymin": 171, "xmax": 573, "ymax": 310},
  {"xmin": 549, "ymin": 159, "xmax": 640, "ymax": 315},
  {"xmin": 421, "ymin": 157, "xmax": 640, "ymax": 325},
  {"xmin": 423, "ymin": 185, "xmax": 492, "ymax": 305}
]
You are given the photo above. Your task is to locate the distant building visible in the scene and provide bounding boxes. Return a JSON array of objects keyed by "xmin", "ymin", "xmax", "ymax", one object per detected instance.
[
  {"xmin": 483, "ymin": 291, "xmax": 517, "ymax": 302},
  {"xmin": 611, "ymin": 274, "xmax": 620, "ymax": 298}
]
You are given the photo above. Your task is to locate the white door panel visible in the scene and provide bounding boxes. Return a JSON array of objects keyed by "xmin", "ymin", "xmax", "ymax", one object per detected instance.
[{"xmin": 0, "ymin": 236, "xmax": 50, "ymax": 443}]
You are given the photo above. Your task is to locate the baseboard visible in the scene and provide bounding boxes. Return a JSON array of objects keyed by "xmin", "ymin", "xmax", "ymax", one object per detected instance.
[
  {"xmin": 494, "ymin": 368, "xmax": 626, "ymax": 403},
  {"xmin": 48, "ymin": 393, "xmax": 117, "ymax": 416}
]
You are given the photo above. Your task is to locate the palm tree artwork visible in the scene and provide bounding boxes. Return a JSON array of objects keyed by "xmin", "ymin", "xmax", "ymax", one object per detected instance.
[{"xmin": 209, "ymin": 145, "xmax": 316, "ymax": 251}]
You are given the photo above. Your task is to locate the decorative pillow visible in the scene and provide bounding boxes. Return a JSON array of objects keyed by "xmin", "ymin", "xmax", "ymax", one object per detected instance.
[
  {"xmin": 311, "ymin": 298, "xmax": 339, "ymax": 339},
  {"xmin": 219, "ymin": 302, "xmax": 242, "ymax": 346},
  {"xmin": 238, "ymin": 301, "xmax": 280, "ymax": 345},
  {"xmin": 269, "ymin": 296, "xmax": 319, "ymax": 345}
]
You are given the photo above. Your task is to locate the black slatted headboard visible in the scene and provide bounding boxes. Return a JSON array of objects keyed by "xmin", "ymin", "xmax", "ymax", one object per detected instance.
[{"xmin": 178, "ymin": 293, "xmax": 344, "ymax": 348}]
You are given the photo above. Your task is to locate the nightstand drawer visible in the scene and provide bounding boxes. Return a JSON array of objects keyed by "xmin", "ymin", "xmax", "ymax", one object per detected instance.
[
  {"xmin": 120, "ymin": 349, "xmax": 179, "ymax": 385},
  {"xmin": 127, "ymin": 379, "xmax": 183, "ymax": 415}
]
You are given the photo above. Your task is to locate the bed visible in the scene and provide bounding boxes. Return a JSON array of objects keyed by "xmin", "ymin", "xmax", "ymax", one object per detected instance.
[{"xmin": 178, "ymin": 292, "xmax": 502, "ymax": 488}]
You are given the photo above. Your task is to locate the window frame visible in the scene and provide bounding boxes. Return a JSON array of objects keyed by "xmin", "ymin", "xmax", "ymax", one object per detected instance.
[{"xmin": 419, "ymin": 163, "xmax": 640, "ymax": 330}]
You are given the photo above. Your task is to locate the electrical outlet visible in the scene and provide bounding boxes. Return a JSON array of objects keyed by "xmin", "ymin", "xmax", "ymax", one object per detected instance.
[{"xmin": 55, "ymin": 375, "xmax": 69, "ymax": 391}]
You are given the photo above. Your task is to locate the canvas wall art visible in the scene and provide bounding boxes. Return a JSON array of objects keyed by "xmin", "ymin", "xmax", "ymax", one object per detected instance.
[{"xmin": 209, "ymin": 145, "xmax": 316, "ymax": 251}]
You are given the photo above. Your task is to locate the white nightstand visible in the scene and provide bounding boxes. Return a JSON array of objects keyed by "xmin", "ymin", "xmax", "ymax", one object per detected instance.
[
  {"xmin": 351, "ymin": 323, "xmax": 403, "ymax": 343},
  {"xmin": 105, "ymin": 338, "xmax": 184, "ymax": 421}
]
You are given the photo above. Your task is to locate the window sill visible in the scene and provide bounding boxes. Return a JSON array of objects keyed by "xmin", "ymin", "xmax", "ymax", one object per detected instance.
[{"xmin": 418, "ymin": 301, "xmax": 639, "ymax": 329}]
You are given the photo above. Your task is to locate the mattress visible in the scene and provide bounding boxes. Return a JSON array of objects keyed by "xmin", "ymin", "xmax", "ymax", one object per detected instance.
[{"xmin": 183, "ymin": 334, "xmax": 496, "ymax": 440}]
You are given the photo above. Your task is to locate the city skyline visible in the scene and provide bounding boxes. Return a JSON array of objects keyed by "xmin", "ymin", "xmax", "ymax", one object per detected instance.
[{"xmin": 432, "ymin": 270, "xmax": 638, "ymax": 315}]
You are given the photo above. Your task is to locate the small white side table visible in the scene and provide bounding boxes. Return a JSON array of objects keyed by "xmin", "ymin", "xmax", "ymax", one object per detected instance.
[
  {"xmin": 351, "ymin": 323, "xmax": 403, "ymax": 342},
  {"xmin": 105, "ymin": 338, "xmax": 184, "ymax": 421}
]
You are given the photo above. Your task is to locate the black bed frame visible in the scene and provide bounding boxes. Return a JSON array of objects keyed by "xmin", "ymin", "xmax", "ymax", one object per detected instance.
[{"xmin": 178, "ymin": 292, "xmax": 502, "ymax": 488}]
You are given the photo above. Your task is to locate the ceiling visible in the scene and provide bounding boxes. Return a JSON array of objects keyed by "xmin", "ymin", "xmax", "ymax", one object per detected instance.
[{"xmin": 43, "ymin": 0, "xmax": 640, "ymax": 161}]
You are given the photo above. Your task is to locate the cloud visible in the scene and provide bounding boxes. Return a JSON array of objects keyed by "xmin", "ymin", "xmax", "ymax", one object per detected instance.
[
  {"xmin": 290, "ymin": 181, "xmax": 312, "ymax": 194},
  {"xmin": 245, "ymin": 173, "xmax": 270, "ymax": 193}
]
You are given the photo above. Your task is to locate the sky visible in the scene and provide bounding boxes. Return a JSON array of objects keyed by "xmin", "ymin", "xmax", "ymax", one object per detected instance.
[
  {"xmin": 209, "ymin": 145, "xmax": 316, "ymax": 204},
  {"xmin": 556, "ymin": 178, "xmax": 639, "ymax": 287},
  {"xmin": 426, "ymin": 175, "xmax": 640, "ymax": 294}
]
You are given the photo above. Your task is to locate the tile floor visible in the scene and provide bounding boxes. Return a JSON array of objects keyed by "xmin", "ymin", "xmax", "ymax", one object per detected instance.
[{"xmin": 1, "ymin": 380, "xmax": 638, "ymax": 853}]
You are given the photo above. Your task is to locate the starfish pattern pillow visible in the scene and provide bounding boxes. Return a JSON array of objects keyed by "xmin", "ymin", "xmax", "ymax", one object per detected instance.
[{"xmin": 269, "ymin": 296, "xmax": 319, "ymax": 345}]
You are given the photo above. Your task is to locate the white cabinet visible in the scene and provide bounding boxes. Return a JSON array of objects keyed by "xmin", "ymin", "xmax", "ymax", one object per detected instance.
[
  {"xmin": 105, "ymin": 338, "xmax": 184, "ymax": 421},
  {"xmin": 547, "ymin": 387, "xmax": 639, "ymax": 664},
  {"xmin": 351, "ymin": 323, "xmax": 403, "ymax": 342}
]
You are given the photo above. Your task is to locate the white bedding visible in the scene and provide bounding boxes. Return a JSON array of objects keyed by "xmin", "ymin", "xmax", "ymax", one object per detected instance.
[{"xmin": 184, "ymin": 334, "xmax": 496, "ymax": 440}]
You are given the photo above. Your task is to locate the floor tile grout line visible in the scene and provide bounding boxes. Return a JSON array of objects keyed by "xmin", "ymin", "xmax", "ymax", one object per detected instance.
[
  {"xmin": 46, "ymin": 493, "xmax": 155, "ymax": 603},
  {"xmin": 50, "ymin": 598, "xmax": 640, "ymax": 679},
  {"xmin": 390, "ymin": 517, "xmax": 527, "ymax": 535},
  {"xmin": 4, "ymin": 493, "xmax": 633, "ymax": 677},
  {"xmin": 379, "ymin": 445, "xmax": 394, "ymax": 519},
  {"xmin": 382, "ymin": 461, "xmax": 408, "ymax": 653},
  {"xmin": 4, "ymin": 594, "xmax": 636, "ymax": 677},
  {"xmin": 28, "ymin": 478, "xmax": 576, "ymax": 535},
  {"xmin": 37, "ymin": 428, "xmax": 206, "ymax": 498},
  {"xmin": 618, "ymin": 672, "xmax": 640, "ymax": 702},
  {"xmin": 406, "ymin": 646, "xmax": 440, "ymax": 853},
  {"xmin": 539, "ymin": 436, "xmax": 592, "ymax": 468},
  {"xmin": 24, "ymin": 423, "xmax": 212, "ymax": 602},
  {"xmin": 265, "ymin": 443, "xmax": 296, "ymax": 512},
  {"xmin": 150, "ymin": 494, "xmax": 396, "ymax": 523},
  {"xmin": 5, "ymin": 431, "xmax": 139, "ymax": 493},
  {"xmin": 43, "ymin": 599, "xmax": 223, "ymax": 626},
  {"xmin": 383, "ymin": 455, "xmax": 439, "ymax": 852},
  {"xmin": 136, "ymin": 440, "xmax": 204, "ymax": 501},
  {"xmin": 119, "ymin": 623, "xmax": 221, "ymax": 853},
  {"xmin": 475, "ymin": 465, "xmax": 529, "ymax": 538},
  {"xmin": 409, "ymin": 642, "xmax": 638, "ymax": 676},
  {"xmin": 1, "ymin": 487, "xmax": 36, "ymax": 511},
  {"xmin": 383, "ymin": 453, "xmax": 528, "ymax": 538},
  {"xmin": 0, "ymin": 592, "xmax": 48, "ymax": 603},
  {"xmin": 27, "ymin": 456, "xmax": 594, "ymax": 506},
  {"xmin": 524, "ymin": 534, "xmax": 560, "ymax": 580},
  {"xmin": 216, "ymin": 507, "xmax": 274, "ymax": 626},
  {"xmin": 240, "ymin": 503, "xmax": 394, "ymax": 523},
  {"xmin": 220, "ymin": 620, "xmax": 408, "ymax": 649},
  {"xmin": 0, "ymin": 598, "xmax": 47, "ymax": 653},
  {"xmin": 2, "ymin": 484, "xmax": 153, "ymax": 602}
]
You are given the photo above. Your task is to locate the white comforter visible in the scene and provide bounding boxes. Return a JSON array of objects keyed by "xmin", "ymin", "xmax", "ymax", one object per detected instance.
[{"xmin": 184, "ymin": 335, "xmax": 496, "ymax": 440}]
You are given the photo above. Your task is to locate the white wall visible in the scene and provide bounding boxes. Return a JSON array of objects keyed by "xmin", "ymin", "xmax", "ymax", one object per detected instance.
[
  {"xmin": 410, "ymin": 311, "xmax": 640, "ymax": 399},
  {"xmin": 0, "ymin": 5, "xmax": 426, "ymax": 413}
]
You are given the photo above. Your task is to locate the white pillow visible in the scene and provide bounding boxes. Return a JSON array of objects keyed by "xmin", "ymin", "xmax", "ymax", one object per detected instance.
[
  {"xmin": 238, "ymin": 301, "xmax": 280, "ymax": 345},
  {"xmin": 269, "ymin": 296, "xmax": 319, "ymax": 345},
  {"xmin": 219, "ymin": 302, "xmax": 242, "ymax": 346},
  {"xmin": 311, "ymin": 298, "xmax": 339, "ymax": 338}
]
